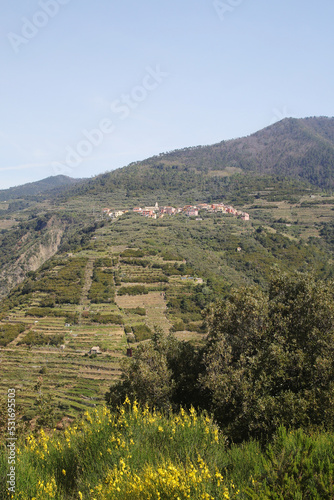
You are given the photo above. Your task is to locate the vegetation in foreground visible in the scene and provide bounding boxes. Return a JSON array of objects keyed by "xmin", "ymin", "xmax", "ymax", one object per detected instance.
[
  {"xmin": 1, "ymin": 271, "xmax": 334, "ymax": 499},
  {"xmin": 108, "ymin": 272, "xmax": 334, "ymax": 443},
  {"xmin": 1, "ymin": 401, "xmax": 334, "ymax": 499}
]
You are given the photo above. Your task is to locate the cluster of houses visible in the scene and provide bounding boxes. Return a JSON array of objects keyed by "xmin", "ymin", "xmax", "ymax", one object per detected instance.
[{"xmin": 103, "ymin": 202, "xmax": 249, "ymax": 221}]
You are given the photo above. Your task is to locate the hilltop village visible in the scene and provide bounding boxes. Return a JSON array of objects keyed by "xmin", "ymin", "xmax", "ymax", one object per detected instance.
[{"xmin": 103, "ymin": 202, "xmax": 250, "ymax": 220}]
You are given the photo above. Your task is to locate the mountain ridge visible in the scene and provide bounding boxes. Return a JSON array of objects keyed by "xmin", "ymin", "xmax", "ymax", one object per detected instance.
[
  {"xmin": 0, "ymin": 175, "xmax": 84, "ymax": 201},
  {"xmin": 0, "ymin": 116, "xmax": 333, "ymax": 299},
  {"xmin": 2, "ymin": 117, "xmax": 334, "ymax": 202},
  {"xmin": 61, "ymin": 116, "xmax": 334, "ymax": 199}
]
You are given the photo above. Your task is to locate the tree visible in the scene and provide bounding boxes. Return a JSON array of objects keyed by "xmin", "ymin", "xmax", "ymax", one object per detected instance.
[
  {"xmin": 106, "ymin": 339, "xmax": 174, "ymax": 411},
  {"xmin": 107, "ymin": 272, "xmax": 334, "ymax": 442},
  {"xmin": 33, "ymin": 377, "xmax": 57, "ymax": 431},
  {"xmin": 200, "ymin": 273, "xmax": 334, "ymax": 441},
  {"xmin": 106, "ymin": 328, "xmax": 204, "ymax": 411},
  {"xmin": 201, "ymin": 286, "xmax": 269, "ymax": 441}
]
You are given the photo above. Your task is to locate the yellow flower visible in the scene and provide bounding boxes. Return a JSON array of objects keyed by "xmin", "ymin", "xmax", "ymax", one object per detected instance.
[
  {"xmin": 78, "ymin": 492, "xmax": 83, "ymax": 500},
  {"xmin": 223, "ymin": 488, "xmax": 230, "ymax": 499},
  {"xmin": 62, "ymin": 469, "xmax": 66, "ymax": 476}
]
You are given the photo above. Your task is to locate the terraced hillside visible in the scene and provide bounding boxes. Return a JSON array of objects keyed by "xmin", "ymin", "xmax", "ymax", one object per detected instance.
[
  {"xmin": 0, "ymin": 238, "xmax": 208, "ymax": 425},
  {"xmin": 2, "ymin": 181, "xmax": 334, "ymax": 427}
]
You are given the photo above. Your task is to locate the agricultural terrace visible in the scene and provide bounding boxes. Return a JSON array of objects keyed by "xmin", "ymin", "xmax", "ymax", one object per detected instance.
[{"xmin": 0, "ymin": 243, "xmax": 206, "ymax": 424}]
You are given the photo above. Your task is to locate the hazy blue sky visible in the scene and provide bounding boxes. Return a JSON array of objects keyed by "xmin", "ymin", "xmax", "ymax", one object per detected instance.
[{"xmin": 1, "ymin": 0, "xmax": 333, "ymax": 189}]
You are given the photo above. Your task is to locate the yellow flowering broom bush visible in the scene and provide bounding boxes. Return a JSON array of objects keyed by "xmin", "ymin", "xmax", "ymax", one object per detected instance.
[
  {"xmin": 2, "ymin": 400, "xmax": 334, "ymax": 499},
  {"xmin": 2, "ymin": 400, "xmax": 237, "ymax": 499}
]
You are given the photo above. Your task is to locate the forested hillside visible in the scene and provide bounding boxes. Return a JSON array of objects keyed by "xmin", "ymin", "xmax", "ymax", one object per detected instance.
[{"xmin": 64, "ymin": 116, "xmax": 334, "ymax": 199}]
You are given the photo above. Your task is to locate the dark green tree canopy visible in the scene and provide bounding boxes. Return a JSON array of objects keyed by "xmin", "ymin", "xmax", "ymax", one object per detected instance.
[
  {"xmin": 107, "ymin": 272, "xmax": 334, "ymax": 442},
  {"xmin": 201, "ymin": 273, "xmax": 334, "ymax": 441}
]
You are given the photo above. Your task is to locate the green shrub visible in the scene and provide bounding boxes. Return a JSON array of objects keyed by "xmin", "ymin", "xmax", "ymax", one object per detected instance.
[
  {"xmin": 95, "ymin": 257, "xmax": 113, "ymax": 267},
  {"xmin": 39, "ymin": 296, "xmax": 56, "ymax": 307},
  {"xmin": 187, "ymin": 322, "xmax": 205, "ymax": 332},
  {"xmin": 171, "ymin": 320, "xmax": 185, "ymax": 332},
  {"xmin": 18, "ymin": 331, "xmax": 64, "ymax": 346},
  {"xmin": 120, "ymin": 258, "xmax": 150, "ymax": 267},
  {"xmin": 160, "ymin": 251, "xmax": 183, "ymax": 261},
  {"xmin": 88, "ymin": 267, "xmax": 115, "ymax": 303},
  {"xmin": 0, "ymin": 323, "xmax": 25, "ymax": 346},
  {"xmin": 65, "ymin": 313, "xmax": 79, "ymax": 325},
  {"xmin": 121, "ymin": 275, "xmax": 168, "ymax": 284},
  {"xmin": 247, "ymin": 426, "xmax": 334, "ymax": 499},
  {"xmin": 2, "ymin": 403, "xmax": 334, "ymax": 499},
  {"xmin": 126, "ymin": 307, "xmax": 146, "ymax": 316},
  {"xmin": 132, "ymin": 324, "xmax": 153, "ymax": 341},
  {"xmin": 28, "ymin": 258, "xmax": 88, "ymax": 305},
  {"xmin": 121, "ymin": 249, "xmax": 145, "ymax": 257},
  {"xmin": 113, "ymin": 271, "xmax": 122, "ymax": 286},
  {"xmin": 90, "ymin": 314, "xmax": 124, "ymax": 325},
  {"xmin": 25, "ymin": 307, "xmax": 66, "ymax": 318},
  {"xmin": 118, "ymin": 285, "xmax": 149, "ymax": 296}
]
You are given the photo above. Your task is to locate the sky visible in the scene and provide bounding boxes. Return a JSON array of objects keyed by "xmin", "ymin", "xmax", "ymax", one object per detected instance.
[{"xmin": 0, "ymin": 0, "xmax": 333, "ymax": 189}]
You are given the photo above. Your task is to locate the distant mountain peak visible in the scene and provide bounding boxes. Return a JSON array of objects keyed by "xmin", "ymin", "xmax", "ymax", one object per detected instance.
[{"xmin": 0, "ymin": 175, "xmax": 84, "ymax": 201}]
